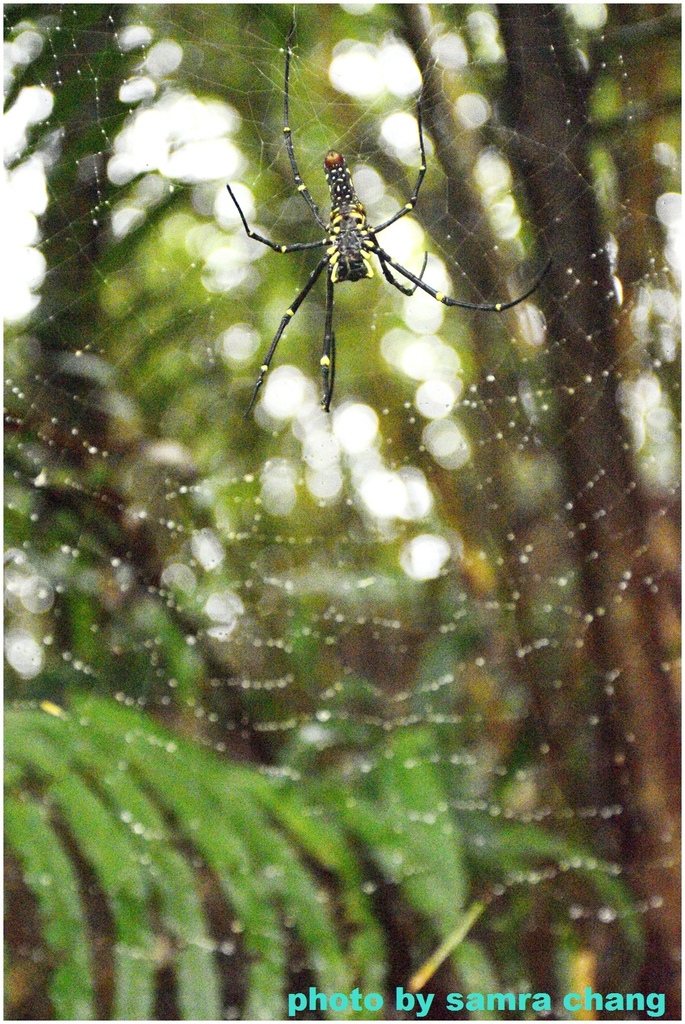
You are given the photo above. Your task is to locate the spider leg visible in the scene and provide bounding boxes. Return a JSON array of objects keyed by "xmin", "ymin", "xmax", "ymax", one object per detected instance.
[
  {"xmin": 245, "ymin": 255, "xmax": 329, "ymax": 416},
  {"xmin": 377, "ymin": 249, "xmax": 429, "ymax": 296},
  {"xmin": 226, "ymin": 183, "xmax": 328, "ymax": 255},
  {"xmin": 372, "ymin": 245, "xmax": 552, "ymax": 311},
  {"xmin": 371, "ymin": 99, "xmax": 427, "ymax": 235},
  {"xmin": 283, "ymin": 24, "xmax": 329, "ymax": 231},
  {"xmin": 321, "ymin": 270, "xmax": 336, "ymax": 411}
]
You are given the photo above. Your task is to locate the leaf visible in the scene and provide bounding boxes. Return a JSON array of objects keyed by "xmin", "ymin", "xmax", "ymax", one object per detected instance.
[
  {"xmin": 371, "ymin": 728, "xmax": 468, "ymax": 934},
  {"xmin": 5, "ymin": 795, "xmax": 95, "ymax": 1020},
  {"xmin": 6, "ymin": 697, "xmax": 369, "ymax": 1019},
  {"xmin": 408, "ymin": 901, "xmax": 485, "ymax": 991},
  {"xmin": 260, "ymin": 783, "xmax": 388, "ymax": 992}
]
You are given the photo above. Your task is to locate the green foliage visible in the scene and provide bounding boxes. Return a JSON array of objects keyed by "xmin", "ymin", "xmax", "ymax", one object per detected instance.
[
  {"xmin": 7, "ymin": 698, "xmax": 346, "ymax": 1019},
  {"xmin": 4, "ymin": 794, "xmax": 94, "ymax": 1020},
  {"xmin": 6, "ymin": 698, "xmax": 644, "ymax": 1019}
]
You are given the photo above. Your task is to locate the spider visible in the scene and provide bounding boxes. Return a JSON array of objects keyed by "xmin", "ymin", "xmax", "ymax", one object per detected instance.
[{"xmin": 227, "ymin": 25, "xmax": 550, "ymax": 415}]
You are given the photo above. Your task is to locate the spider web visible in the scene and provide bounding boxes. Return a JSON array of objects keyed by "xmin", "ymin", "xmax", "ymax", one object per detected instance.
[{"xmin": 4, "ymin": 3, "xmax": 680, "ymax": 1020}]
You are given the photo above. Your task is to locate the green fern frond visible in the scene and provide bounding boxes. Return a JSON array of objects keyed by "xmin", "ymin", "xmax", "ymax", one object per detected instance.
[
  {"xmin": 6, "ymin": 697, "xmax": 644, "ymax": 1019},
  {"xmin": 5, "ymin": 698, "xmax": 371, "ymax": 1020}
]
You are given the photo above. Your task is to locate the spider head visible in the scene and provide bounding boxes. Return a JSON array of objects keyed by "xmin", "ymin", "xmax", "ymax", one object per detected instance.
[
  {"xmin": 324, "ymin": 150, "xmax": 346, "ymax": 171},
  {"xmin": 324, "ymin": 150, "xmax": 359, "ymax": 209}
]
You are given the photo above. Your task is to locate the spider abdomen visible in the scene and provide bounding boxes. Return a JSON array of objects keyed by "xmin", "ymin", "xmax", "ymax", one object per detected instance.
[{"xmin": 329, "ymin": 213, "xmax": 373, "ymax": 283}]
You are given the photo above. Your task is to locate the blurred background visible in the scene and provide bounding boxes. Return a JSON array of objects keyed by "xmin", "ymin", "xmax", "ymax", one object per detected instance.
[{"xmin": 4, "ymin": 3, "xmax": 681, "ymax": 1019}]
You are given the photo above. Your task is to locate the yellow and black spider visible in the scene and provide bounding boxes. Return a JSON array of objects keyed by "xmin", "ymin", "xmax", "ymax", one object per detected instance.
[{"xmin": 226, "ymin": 24, "xmax": 550, "ymax": 414}]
